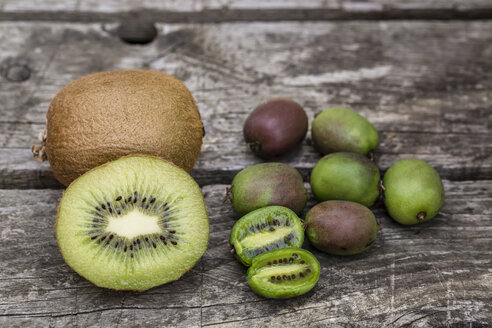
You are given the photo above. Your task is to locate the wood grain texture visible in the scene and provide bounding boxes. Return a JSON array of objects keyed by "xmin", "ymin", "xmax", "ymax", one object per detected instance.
[
  {"xmin": 0, "ymin": 0, "xmax": 491, "ymax": 22},
  {"xmin": 0, "ymin": 181, "xmax": 490, "ymax": 327},
  {"xmin": 0, "ymin": 21, "xmax": 491, "ymax": 188}
]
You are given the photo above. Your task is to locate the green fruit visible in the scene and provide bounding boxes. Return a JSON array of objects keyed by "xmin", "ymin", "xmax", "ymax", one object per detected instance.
[
  {"xmin": 310, "ymin": 152, "xmax": 380, "ymax": 207},
  {"xmin": 306, "ymin": 200, "xmax": 379, "ymax": 255},
  {"xmin": 311, "ymin": 106, "xmax": 379, "ymax": 156},
  {"xmin": 229, "ymin": 206, "xmax": 304, "ymax": 266},
  {"xmin": 247, "ymin": 248, "xmax": 320, "ymax": 299},
  {"xmin": 56, "ymin": 155, "xmax": 209, "ymax": 291},
  {"xmin": 230, "ymin": 163, "xmax": 307, "ymax": 215},
  {"xmin": 383, "ymin": 159, "xmax": 445, "ymax": 225}
]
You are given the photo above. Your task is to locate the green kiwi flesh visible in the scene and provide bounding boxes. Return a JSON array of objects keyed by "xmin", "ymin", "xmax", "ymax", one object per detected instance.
[
  {"xmin": 56, "ymin": 155, "xmax": 209, "ymax": 291},
  {"xmin": 247, "ymin": 248, "xmax": 320, "ymax": 299},
  {"xmin": 229, "ymin": 206, "xmax": 304, "ymax": 266}
]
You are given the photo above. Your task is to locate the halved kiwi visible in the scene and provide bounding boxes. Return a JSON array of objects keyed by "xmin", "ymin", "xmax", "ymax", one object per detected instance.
[
  {"xmin": 229, "ymin": 206, "xmax": 304, "ymax": 266},
  {"xmin": 247, "ymin": 248, "xmax": 320, "ymax": 299},
  {"xmin": 56, "ymin": 155, "xmax": 209, "ymax": 291}
]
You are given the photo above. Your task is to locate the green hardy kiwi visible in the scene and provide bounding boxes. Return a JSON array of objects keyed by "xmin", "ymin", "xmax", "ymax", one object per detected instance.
[
  {"xmin": 310, "ymin": 152, "xmax": 380, "ymax": 207},
  {"xmin": 229, "ymin": 206, "xmax": 304, "ymax": 266},
  {"xmin": 33, "ymin": 70, "xmax": 204, "ymax": 186},
  {"xmin": 311, "ymin": 106, "xmax": 379, "ymax": 157},
  {"xmin": 247, "ymin": 248, "xmax": 320, "ymax": 299},
  {"xmin": 230, "ymin": 162, "xmax": 307, "ymax": 216},
  {"xmin": 383, "ymin": 159, "xmax": 445, "ymax": 225},
  {"xmin": 56, "ymin": 155, "xmax": 209, "ymax": 291}
]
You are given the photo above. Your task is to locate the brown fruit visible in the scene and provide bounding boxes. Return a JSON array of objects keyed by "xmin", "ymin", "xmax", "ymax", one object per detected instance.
[
  {"xmin": 33, "ymin": 70, "xmax": 204, "ymax": 186},
  {"xmin": 243, "ymin": 98, "xmax": 308, "ymax": 159}
]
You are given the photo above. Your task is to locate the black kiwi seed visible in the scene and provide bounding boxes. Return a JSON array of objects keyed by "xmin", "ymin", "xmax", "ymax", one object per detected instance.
[
  {"xmin": 250, "ymin": 226, "xmax": 255, "ymax": 232},
  {"xmin": 109, "ymin": 207, "xmax": 113, "ymax": 214},
  {"xmin": 130, "ymin": 253, "xmax": 134, "ymax": 258},
  {"xmin": 169, "ymin": 230, "xmax": 176, "ymax": 234},
  {"xmin": 291, "ymin": 274, "xmax": 296, "ymax": 279},
  {"xmin": 277, "ymin": 276, "xmax": 281, "ymax": 280},
  {"xmin": 117, "ymin": 210, "xmax": 121, "ymax": 215},
  {"xmin": 116, "ymin": 196, "xmax": 122, "ymax": 201},
  {"xmin": 300, "ymin": 260, "xmax": 305, "ymax": 264},
  {"xmin": 137, "ymin": 239, "xmax": 141, "ymax": 244},
  {"xmin": 130, "ymin": 245, "xmax": 133, "ymax": 251},
  {"xmin": 283, "ymin": 258, "xmax": 287, "ymax": 263},
  {"xmin": 150, "ymin": 198, "xmax": 156, "ymax": 204},
  {"xmin": 145, "ymin": 205, "xmax": 149, "ymax": 209},
  {"xmin": 269, "ymin": 227, "xmax": 275, "ymax": 232},
  {"xmin": 271, "ymin": 276, "xmax": 275, "ymax": 280},
  {"xmin": 133, "ymin": 198, "xmax": 137, "ymax": 204},
  {"xmin": 306, "ymin": 269, "xmax": 311, "ymax": 273},
  {"xmin": 101, "ymin": 236, "xmax": 106, "ymax": 241},
  {"xmin": 101, "ymin": 204, "xmax": 106, "ymax": 210},
  {"xmin": 261, "ymin": 224, "xmax": 265, "ymax": 229},
  {"xmin": 273, "ymin": 260, "xmax": 277, "ymax": 264},
  {"xmin": 300, "ymin": 272, "xmax": 304, "ymax": 277},
  {"xmin": 91, "ymin": 235, "xmax": 98, "ymax": 240},
  {"xmin": 109, "ymin": 235, "xmax": 114, "ymax": 240},
  {"xmin": 127, "ymin": 197, "xmax": 132, "ymax": 202},
  {"xmin": 124, "ymin": 246, "xmax": 127, "ymax": 252},
  {"xmin": 171, "ymin": 241, "xmax": 177, "ymax": 245},
  {"xmin": 96, "ymin": 207, "xmax": 101, "ymax": 211},
  {"xmin": 152, "ymin": 242, "xmax": 156, "ymax": 248},
  {"xmin": 268, "ymin": 262, "xmax": 272, "ymax": 265},
  {"xmin": 115, "ymin": 242, "xmax": 119, "ymax": 248},
  {"xmin": 292, "ymin": 253, "xmax": 298, "ymax": 258},
  {"xmin": 283, "ymin": 275, "xmax": 288, "ymax": 280},
  {"xmin": 289, "ymin": 258, "xmax": 294, "ymax": 263},
  {"xmin": 142, "ymin": 197, "xmax": 147, "ymax": 203}
]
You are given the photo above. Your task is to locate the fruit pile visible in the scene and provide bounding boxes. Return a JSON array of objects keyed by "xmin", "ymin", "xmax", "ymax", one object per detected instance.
[
  {"xmin": 32, "ymin": 71, "xmax": 444, "ymax": 297},
  {"xmin": 229, "ymin": 98, "xmax": 445, "ymax": 298}
]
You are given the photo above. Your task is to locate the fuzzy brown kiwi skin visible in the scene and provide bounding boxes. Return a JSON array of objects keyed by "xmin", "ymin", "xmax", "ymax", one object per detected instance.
[
  {"xmin": 43, "ymin": 70, "xmax": 204, "ymax": 186},
  {"xmin": 55, "ymin": 154, "xmax": 210, "ymax": 292}
]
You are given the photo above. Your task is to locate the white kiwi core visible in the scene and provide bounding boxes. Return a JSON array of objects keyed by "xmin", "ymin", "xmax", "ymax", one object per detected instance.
[{"xmin": 106, "ymin": 209, "xmax": 161, "ymax": 239}]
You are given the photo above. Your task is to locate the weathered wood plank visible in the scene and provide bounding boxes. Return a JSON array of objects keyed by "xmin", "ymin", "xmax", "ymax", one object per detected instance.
[
  {"xmin": 1, "ymin": 0, "xmax": 491, "ymax": 22},
  {"xmin": 0, "ymin": 181, "xmax": 490, "ymax": 327},
  {"xmin": 0, "ymin": 21, "xmax": 491, "ymax": 187}
]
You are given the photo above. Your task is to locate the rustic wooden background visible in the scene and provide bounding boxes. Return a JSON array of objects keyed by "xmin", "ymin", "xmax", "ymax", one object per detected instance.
[{"xmin": 0, "ymin": 1, "xmax": 491, "ymax": 327}]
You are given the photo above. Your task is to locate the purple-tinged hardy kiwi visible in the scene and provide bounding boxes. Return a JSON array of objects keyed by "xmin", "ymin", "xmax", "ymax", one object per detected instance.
[
  {"xmin": 230, "ymin": 163, "xmax": 307, "ymax": 216},
  {"xmin": 310, "ymin": 152, "xmax": 380, "ymax": 207},
  {"xmin": 312, "ymin": 107, "xmax": 378, "ymax": 158},
  {"xmin": 56, "ymin": 155, "xmax": 209, "ymax": 291},
  {"xmin": 229, "ymin": 206, "xmax": 304, "ymax": 266},
  {"xmin": 383, "ymin": 159, "xmax": 444, "ymax": 225},
  {"xmin": 247, "ymin": 248, "xmax": 320, "ymax": 299},
  {"xmin": 32, "ymin": 70, "xmax": 204, "ymax": 186},
  {"xmin": 243, "ymin": 98, "xmax": 308, "ymax": 159},
  {"xmin": 305, "ymin": 200, "xmax": 380, "ymax": 255}
]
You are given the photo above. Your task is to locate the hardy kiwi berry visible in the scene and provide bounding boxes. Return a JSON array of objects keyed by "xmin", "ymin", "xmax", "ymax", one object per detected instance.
[
  {"xmin": 56, "ymin": 155, "xmax": 209, "ymax": 291},
  {"xmin": 230, "ymin": 162, "xmax": 307, "ymax": 216},
  {"xmin": 32, "ymin": 70, "xmax": 204, "ymax": 186},
  {"xmin": 243, "ymin": 98, "xmax": 308, "ymax": 159},
  {"xmin": 247, "ymin": 248, "xmax": 320, "ymax": 299},
  {"xmin": 229, "ymin": 206, "xmax": 304, "ymax": 266}
]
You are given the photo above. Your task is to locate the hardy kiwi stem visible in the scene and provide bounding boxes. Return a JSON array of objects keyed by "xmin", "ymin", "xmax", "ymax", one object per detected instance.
[
  {"xmin": 248, "ymin": 141, "xmax": 262, "ymax": 153},
  {"xmin": 367, "ymin": 150, "xmax": 376, "ymax": 162},
  {"xmin": 32, "ymin": 128, "xmax": 48, "ymax": 162},
  {"xmin": 416, "ymin": 211, "xmax": 426, "ymax": 222},
  {"xmin": 223, "ymin": 187, "xmax": 232, "ymax": 204}
]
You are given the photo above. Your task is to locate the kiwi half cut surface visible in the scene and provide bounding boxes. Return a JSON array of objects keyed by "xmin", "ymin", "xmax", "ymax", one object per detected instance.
[
  {"xmin": 247, "ymin": 248, "xmax": 320, "ymax": 299},
  {"xmin": 56, "ymin": 155, "xmax": 209, "ymax": 291},
  {"xmin": 229, "ymin": 206, "xmax": 304, "ymax": 266}
]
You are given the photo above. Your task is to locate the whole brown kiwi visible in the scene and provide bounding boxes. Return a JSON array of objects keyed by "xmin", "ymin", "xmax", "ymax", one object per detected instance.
[{"xmin": 32, "ymin": 70, "xmax": 204, "ymax": 186}]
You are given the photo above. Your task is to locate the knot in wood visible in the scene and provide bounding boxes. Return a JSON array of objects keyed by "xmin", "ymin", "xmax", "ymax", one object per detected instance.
[
  {"xmin": 117, "ymin": 19, "xmax": 157, "ymax": 45},
  {"xmin": 4, "ymin": 64, "xmax": 31, "ymax": 82}
]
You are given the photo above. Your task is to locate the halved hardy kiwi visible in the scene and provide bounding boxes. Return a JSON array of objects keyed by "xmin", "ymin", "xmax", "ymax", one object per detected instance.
[
  {"xmin": 229, "ymin": 206, "xmax": 304, "ymax": 266},
  {"xmin": 247, "ymin": 248, "xmax": 320, "ymax": 299},
  {"xmin": 56, "ymin": 155, "xmax": 209, "ymax": 291}
]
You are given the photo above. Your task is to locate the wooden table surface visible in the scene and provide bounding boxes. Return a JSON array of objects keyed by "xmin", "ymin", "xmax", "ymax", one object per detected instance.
[{"xmin": 1, "ymin": 1, "xmax": 491, "ymax": 327}]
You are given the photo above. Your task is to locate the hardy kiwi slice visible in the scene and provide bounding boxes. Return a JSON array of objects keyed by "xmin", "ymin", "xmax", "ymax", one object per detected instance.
[
  {"xmin": 56, "ymin": 155, "xmax": 209, "ymax": 291},
  {"xmin": 247, "ymin": 248, "xmax": 320, "ymax": 299},
  {"xmin": 229, "ymin": 206, "xmax": 304, "ymax": 266}
]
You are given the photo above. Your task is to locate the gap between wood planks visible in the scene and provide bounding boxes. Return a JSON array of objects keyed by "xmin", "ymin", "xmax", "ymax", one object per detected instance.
[{"xmin": 0, "ymin": 7, "xmax": 492, "ymax": 23}]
